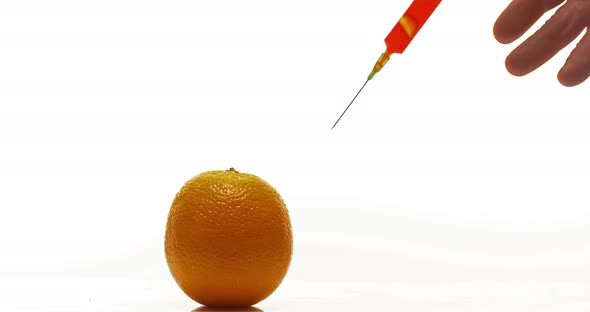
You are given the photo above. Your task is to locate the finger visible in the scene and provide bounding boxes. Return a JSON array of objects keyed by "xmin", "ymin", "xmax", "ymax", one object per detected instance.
[
  {"xmin": 505, "ymin": 3, "xmax": 588, "ymax": 77},
  {"xmin": 493, "ymin": 0, "xmax": 565, "ymax": 44},
  {"xmin": 558, "ymin": 29, "xmax": 590, "ymax": 87}
]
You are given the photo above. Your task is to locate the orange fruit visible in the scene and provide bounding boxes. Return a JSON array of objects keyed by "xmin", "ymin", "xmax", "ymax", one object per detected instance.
[{"xmin": 164, "ymin": 168, "xmax": 293, "ymax": 308}]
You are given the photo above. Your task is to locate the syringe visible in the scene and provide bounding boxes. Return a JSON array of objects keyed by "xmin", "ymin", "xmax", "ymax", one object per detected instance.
[{"xmin": 331, "ymin": 0, "xmax": 442, "ymax": 129}]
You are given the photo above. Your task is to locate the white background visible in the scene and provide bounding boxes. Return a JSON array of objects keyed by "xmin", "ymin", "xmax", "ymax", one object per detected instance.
[{"xmin": 1, "ymin": 0, "xmax": 589, "ymax": 311}]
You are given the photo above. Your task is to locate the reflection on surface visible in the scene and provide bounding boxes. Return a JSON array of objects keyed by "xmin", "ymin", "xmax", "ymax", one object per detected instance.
[{"xmin": 193, "ymin": 306, "xmax": 263, "ymax": 312}]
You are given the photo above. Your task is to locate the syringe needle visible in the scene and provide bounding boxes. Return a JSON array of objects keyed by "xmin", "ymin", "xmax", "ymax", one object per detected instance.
[
  {"xmin": 331, "ymin": 79, "xmax": 369, "ymax": 130},
  {"xmin": 330, "ymin": 0, "xmax": 441, "ymax": 130},
  {"xmin": 331, "ymin": 52, "xmax": 389, "ymax": 130}
]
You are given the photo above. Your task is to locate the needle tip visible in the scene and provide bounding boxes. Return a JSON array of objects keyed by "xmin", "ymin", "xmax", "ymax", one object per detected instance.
[{"xmin": 330, "ymin": 79, "xmax": 370, "ymax": 130}]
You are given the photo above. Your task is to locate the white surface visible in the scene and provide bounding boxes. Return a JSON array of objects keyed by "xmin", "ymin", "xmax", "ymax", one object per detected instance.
[
  {"xmin": 2, "ymin": 278, "xmax": 590, "ymax": 311},
  {"xmin": 1, "ymin": 0, "xmax": 589, "ymax": 310}
]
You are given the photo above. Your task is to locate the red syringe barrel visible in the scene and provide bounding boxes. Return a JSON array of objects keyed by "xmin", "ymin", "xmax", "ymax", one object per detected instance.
[
  {"xmin": 385, "ymin": 0, "xmax": 442, "ymax": 54},
  {"xmin": 368, "ymin": 0, "xmax": 442, "ymax": 80}
]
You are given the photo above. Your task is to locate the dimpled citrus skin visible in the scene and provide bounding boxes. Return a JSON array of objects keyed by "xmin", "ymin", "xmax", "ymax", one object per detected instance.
[{"xmin": 164, "ymin": 168, "xmax": 293, "ymax": 308}]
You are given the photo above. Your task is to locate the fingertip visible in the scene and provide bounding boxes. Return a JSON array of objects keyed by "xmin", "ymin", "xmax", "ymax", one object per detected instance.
[
  {"xmin": 557, "ymin": 76, "xmax": 582, "ymax": 87},
  {"xmin": 493, "ymin": 19, "xmax": 518, "ymax": 44},
  {"xmin": 557, "ymin": 66, "xmax": 588, "ymax": 87},
  {"xmin": 494, "ymin": 31, "xmax": 517, "ymax": 44},
  {"xmin": 493, "ymin": 0, "xmax": 567, "ymax": 45},
  {"xmin": 505, "ymin": 51, "xmax": 529, "ymax": 77},
  {"xmin": 557, "ymin": 29, "xmax": 590, "ymax": 87}
]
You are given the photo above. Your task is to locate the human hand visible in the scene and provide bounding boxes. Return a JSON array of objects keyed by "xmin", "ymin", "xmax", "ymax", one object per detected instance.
[{"xmin": 493, "ymin": 0, "xmax": 590, "ymax": 86}]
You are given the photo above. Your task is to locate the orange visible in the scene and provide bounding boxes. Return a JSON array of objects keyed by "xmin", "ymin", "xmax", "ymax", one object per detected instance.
[{"xmin": 164, "ymin": 168, "xmax": 293, "ymax": 308}]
